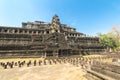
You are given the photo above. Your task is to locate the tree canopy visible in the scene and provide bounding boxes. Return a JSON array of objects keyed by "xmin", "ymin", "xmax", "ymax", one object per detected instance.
[{"xmin": 97, "ymin": 28, "xmax": 120, "ymax": 52}]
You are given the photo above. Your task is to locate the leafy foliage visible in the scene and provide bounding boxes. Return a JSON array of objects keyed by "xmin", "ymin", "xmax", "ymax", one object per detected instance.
[{"xmin": 97, "ymin": 32, "xmax": 120, "ymax": 52}]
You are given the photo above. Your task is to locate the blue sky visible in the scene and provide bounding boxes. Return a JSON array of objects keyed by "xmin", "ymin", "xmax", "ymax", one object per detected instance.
[{"xmin": 0, "ymin": 0, "xmax": 120, "ymax": 36}]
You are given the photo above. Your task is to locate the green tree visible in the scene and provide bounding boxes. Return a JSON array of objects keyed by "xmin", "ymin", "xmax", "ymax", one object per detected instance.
[
  {"xmin": 108, "ymin": 26, "xmax": 120, "ymax": 51},
  {"xmin": 97, "ymin": 32, "xmax": 119, "ymax": 52},
  {"xmin": 97, "ymin": 26, "xmax": 120, "ymax": 52}
]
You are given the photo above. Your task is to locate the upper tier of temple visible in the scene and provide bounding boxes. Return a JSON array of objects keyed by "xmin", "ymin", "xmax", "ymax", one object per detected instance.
[
  {"xmin": 22, "ymin": 15, "xmax": 81, "ymax": 33},
  {"xmin": 0, "ymin": 15, "xmax": 85, "ymax": 37}
]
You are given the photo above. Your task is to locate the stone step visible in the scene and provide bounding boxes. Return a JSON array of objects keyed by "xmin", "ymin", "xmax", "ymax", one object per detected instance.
[{"xmin": 87, "ymin": 69, "xmax": 116, "ymax": 80}]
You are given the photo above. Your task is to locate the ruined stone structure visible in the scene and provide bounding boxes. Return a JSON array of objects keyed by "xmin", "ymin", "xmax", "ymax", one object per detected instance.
[{"xmin": 0, "ymin": 15, "xmax": 105, "ymax": 58}]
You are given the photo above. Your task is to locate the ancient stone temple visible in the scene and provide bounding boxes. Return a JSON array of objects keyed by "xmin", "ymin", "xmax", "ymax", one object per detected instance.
[{"xmin": 0, "ymin": 15, "xmax": 105, "ymax": 58}]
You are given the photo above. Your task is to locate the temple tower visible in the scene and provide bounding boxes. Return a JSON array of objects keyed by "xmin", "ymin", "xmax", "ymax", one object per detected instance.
[{"xmin": 51, "ymin": 14, "xmax": 61, "ymax": 33}]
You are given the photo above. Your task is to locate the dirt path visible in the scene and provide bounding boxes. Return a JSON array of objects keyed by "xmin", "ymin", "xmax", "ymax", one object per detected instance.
[{"xmin": 0, "ymin": 63, "xmax": 87, "ymax": 80}]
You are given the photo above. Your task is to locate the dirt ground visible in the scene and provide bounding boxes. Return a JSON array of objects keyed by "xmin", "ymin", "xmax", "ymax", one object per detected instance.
[{"xmin": 0, "ymin": 63, "xmax": 87, "ymax": 80}]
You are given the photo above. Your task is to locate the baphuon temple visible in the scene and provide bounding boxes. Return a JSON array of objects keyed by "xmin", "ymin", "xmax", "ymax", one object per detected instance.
[{"xmin": 0, "ymin": 15, "xmax": 105, "ymax": 58}]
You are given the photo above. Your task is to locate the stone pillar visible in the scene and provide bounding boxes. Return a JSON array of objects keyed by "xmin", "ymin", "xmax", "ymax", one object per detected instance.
[
  {"xmin": 44, "ymin": 31, "xmax": 46, "ymax": 34},
  {"xmin": 11, "ymin": 29, "xmax": 15, "ymax": 33},
  {"xmin": 17, "ymin": 29, "xmax": 20, "ymax": 34},
  {"xmin": 53, "ymin": 50, "xmax": 58, "ymax": 57},
  {"xmin": 31, "ymin": 31, "xmax": 34, "ymax": 34},
  {"xmin": 22, "ymin": 30, "xmax": 25, "ymax": 34},
  {"xmin": 7, "ymin": 29, "xmax": 10, "ymax": 33},
  {"xmin": 44, "ymin": 51, "xmax": 47, "ymax": 58},
  {"xmin": 36, "ymin": 31, "xmax": 38, "ymax": 34},
  {"xmin": 27, "ymin": 30, "xmax": 29, "ymax": 34}
]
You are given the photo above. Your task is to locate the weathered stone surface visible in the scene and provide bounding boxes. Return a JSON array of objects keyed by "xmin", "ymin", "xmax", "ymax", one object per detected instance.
[{"xmin": 0, "ymin": 15, "xmax": 105, "ymax": 58}]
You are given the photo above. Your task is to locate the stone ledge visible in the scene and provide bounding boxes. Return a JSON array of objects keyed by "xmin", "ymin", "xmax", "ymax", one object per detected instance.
[{"xmin": 86, "ymin": 69, "xmax": 116, "ymax": 80}]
